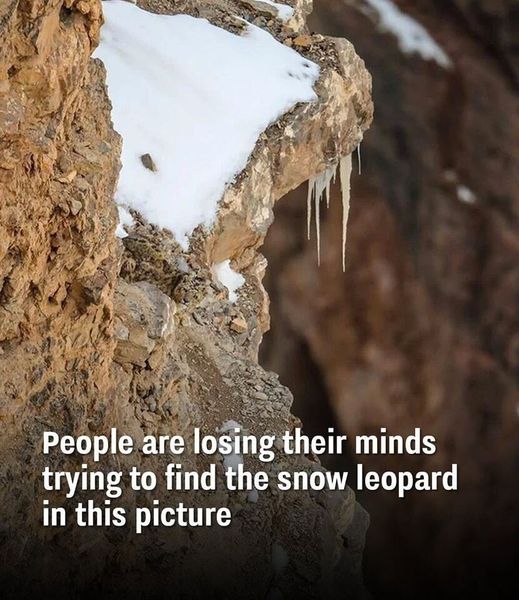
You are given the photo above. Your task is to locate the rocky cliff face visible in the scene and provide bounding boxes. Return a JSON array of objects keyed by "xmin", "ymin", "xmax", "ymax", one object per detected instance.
[
  {"xmin": 261, "ymin": 0, "xmax": 519, "ymax": 597},
  {"xmin": 0, "ymin": 1, "xmax": 372, "ymax": 597}
]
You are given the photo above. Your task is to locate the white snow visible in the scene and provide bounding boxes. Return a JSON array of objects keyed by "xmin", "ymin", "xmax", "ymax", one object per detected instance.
[
  {"xmin": 223, "ymin": 452, "xmax": 244, "ymax": 472},
  {"xmin": 457, "ymin": 185, "xmax": 477, "ymax": 205},
  {"xmin": 116, "ymin": 206, "xmax": 134, "ymax": 238},
  {"xmin": 212, "ymin": 260, "xmax": 245, "ymax": 303},
  {"xmin": 220, "ymin": 421, "xmax": 244, "ymax": 473},
  {"xmin": 95, "ymin": 0, "xmax": 319, "ymax": 248},
  {"xmin": 362, "ymin": 0, "xmax": 452, "ymax": 68},
  {"xmin": 443, "ymin": 172, "xmax": 477, "ymax": 205},
  {"xmin": 261, "ymin": 0, "xmax": 295, "ymax": 22},
  {"xmin": 220, "ymin": 420, "xmax": 243, "ymax": 433}
]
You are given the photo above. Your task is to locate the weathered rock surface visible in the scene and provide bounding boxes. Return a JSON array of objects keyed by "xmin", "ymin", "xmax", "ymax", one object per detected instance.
[
  {"xmin": 261, "ymin": 0, "xmax": 519, "ymax": 597},
  {"xmin": 0, "ymin": 0, "xmax": 372, "ymax": 597}
]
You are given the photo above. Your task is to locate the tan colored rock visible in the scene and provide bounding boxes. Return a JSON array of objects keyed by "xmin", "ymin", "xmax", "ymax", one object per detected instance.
[
  {"xmin": 114, "ymin": 280, "xmax": 175, "ymax": 367},
  {"xmin": 231, "ymin": 315, "xmax": 249, "ymax": 333},
  {"xmin": 293, "ymin": 34, "xmax": 313, "ymax": 47},
  {"xmin": 238, "ymin": 0, "xmax": 279, "ymax": 19},
  {"xmin": 0, "ymin": 0, "xmax": 373, "ymax": 597},
  {"xmin": 206, "ymin": 35, "xmax": 372, "ymax": 265}
]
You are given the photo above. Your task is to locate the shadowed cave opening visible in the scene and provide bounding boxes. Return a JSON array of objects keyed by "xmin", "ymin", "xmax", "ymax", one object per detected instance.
[
  {"xmin": 259, "ymin": 180, "xmax": 357, "ymax": 471},
  {"xmin": 258, "ymin": 178, "xmax": 441, "ymax": 599}
]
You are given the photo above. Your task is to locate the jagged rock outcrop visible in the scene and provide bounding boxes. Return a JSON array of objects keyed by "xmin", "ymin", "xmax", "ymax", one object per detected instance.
[
  {"xmin": 261, "ymin": 1, "xmax": 519, "ymax": 597},
  {"xmin": 0, "ymin": 0, "xmax": 372, "ymax": 597}
]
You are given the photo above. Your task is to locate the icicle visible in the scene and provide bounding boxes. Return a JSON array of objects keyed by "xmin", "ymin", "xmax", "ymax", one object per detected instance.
[
  {"xmin": 315, "ymin": 185, "xmax": 321, "ymax": 265},
  {"xmin": 357, "ymin": 143, "xmax": 362, "ymax": 175},
  {"xmin": 340, "ymin": 154, "xmax": 353, "ymax": 272},
  {"xmin": 307, "ymin": 178, "xmax": 314, "ymax": 240},
  {"xmin": 306, "ymin": 163, "xmax": 338, "ymax": 262}
]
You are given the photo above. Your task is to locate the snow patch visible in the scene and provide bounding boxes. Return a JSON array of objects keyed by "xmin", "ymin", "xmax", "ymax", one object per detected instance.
[
  {"xmin": 362, "ymin": 0, "xmax": 452, "ymax": 68},
  {"xmin": 116, "ymin": 206, "xmax": 134, "ymax": 239},
  {"xmin": 176, "ymin": 256, "xmax": 190, "ymax": 274},
  {"xmin": 95, "ymin": 0, "xmax": 319, "ymax": 248},
  {"xmin": 261, "ymin": 0, "xmax": 295, "ymax": 22},
  {"xmin": 212, "ymin": 260, "xmax": 245, "ymax": 303},
  {"xmin": 220, "ymin": 421, "xmax": 244, "ymax": 473},
  {"xmin": 220, "ymin": 420, "xmax": 243, "ymax": 433},
  {"xmin": 457, "ymin": 185, "xmax": 477, "ymax": 205}
]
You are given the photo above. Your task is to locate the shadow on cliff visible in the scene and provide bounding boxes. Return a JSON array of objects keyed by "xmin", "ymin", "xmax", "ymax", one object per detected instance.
[{"xmin": 261, "ymin": 1, "xmax": 519, "ymax": 597}]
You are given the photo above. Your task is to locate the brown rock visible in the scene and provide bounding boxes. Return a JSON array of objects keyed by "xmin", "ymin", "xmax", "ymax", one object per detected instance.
[
  {"xmin": 293, "ymin": 34, "xmax": 313, "ymax": 47},
  {"xmin": 140, "ymin": 152, "xmax": 157, "ymax": 172},
  {"xmin": 57, "ymin": 169, "xmax": 77, "ymax": 183},
  {"xmin": 113, "ymin": 280, "xmax": 175, "ymax": 367},
  {"xmin": 230, "ymin": 316, "xmax": 248, "ymax": 333},
  {"xmin": 0, "ymin": 0, "xmax": 372, "ymax": 597},
  {"xmin": 261, "ymin": 0, "xmax": 519, "ymax": 596}
]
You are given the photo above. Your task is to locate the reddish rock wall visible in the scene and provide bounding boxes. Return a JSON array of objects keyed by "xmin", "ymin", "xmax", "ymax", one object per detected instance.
[{"xmin": 261, "ymin": 1, "xmax": 519, "ymax": 596}]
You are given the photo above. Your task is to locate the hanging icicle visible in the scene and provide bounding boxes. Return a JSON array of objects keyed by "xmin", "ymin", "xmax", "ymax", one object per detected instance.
[
  {"xmin": 307, "ymin": 163, "xmax": 338, "ymax": 265},
  {"xmin": 306, "ymin": 154, "xmax": 353, "ymax": 271},
  {"xmin": 307, "ymin": 178, "xmax": 313, "ymax": 241},
  {"xmin": 340, "ymin": 154, "xmax": 353, "ymax": 273}
]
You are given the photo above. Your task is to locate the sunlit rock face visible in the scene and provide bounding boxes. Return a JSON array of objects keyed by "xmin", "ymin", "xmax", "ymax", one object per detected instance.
[{"xmin": 0, "ymin": 0, "xmax": 372, "ymax": 597}]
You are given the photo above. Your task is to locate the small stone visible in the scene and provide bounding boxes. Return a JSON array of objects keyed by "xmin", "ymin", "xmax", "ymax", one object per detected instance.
[
  {"xmin": 58, "ymin": 155, "xmax": 73, "ymax": 173},
  {"xmin": 141, "ymin": 153, "xmax": 157, "ymax": 172},
  {"xmin": 230, "ymin": 317, "xmax": 248, "ymax": 334},
  {"xmin": 193, "ymin": 311, "xmax": 206, "ymax": 325},
  {"xmin": 147, "ymin": 348, "xmax": 163, "ymax": 371},
  {"xmin": 76, "ymin": 0, "xmax": 91, "ymax": 14},
  {"xmin": 114, "ymin": 319, "xmax": 130, "ymax": 341},
  {"xmin": 99, "ymin": 140, "xmax": 112, "ymax": 154},
  {"xmin": 57, "ymin": 201, "xmax": 70, "ymax": 215},
  {"xmin": 57, "ymin": 170, "xmax": 77, "ymax": 184},
  {"xmin": 284, "ymin": 37, "xmax": 293, "ymax": 47},
  {"xmin": 74, "ymin": 145, "xmax": 100, "ymax": 163},
  {"xmin": 294, "ymin": 35, "xmax": 313, "ymax": 48},
  {"xmin": 70, "ymin": 200, "xmax": 83, "ymax": 216},
  {"xmin": 75, "ymin": 176, "xmax": 90, "ymax": 191},
  {"xmin": 252, "ymin": 391, "xmax": 268, "ymax": 401}
]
